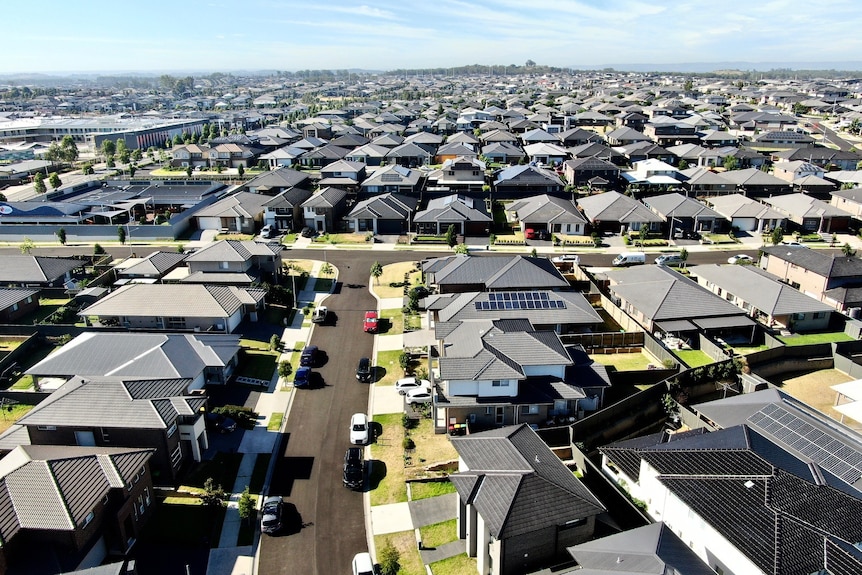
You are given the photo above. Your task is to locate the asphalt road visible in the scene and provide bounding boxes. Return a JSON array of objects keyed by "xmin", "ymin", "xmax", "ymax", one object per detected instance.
[{"xmin": 811, "ymin": 121, "xmax": 856, "ymax": 152}]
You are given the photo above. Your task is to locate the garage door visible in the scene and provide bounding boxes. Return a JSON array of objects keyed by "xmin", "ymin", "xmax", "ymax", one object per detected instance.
[{"xmin": 377, "ymin": 219, "xmax": 404, "ymax": 234}]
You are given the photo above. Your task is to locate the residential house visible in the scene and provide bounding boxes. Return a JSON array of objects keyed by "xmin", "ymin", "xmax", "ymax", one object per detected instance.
[
  {"xmin": 360, "ymin": 164, "xmax": 422, "ymax": 195},
  {"xmin": 773, "ymin": 147, "xmax": 861, "ymax": 171},
  {"xmin": 170, "ymin": 144, "xmax": 210, "ymax": 168},
  {"xmin": 193, "ymin": 191, "xmax": 271, "ymax": 234},
  {"xmin": 830, "ymin": 187, "xmax": 862, "ymax": 221},
  {"xmin": 679, "ymin": 167, "xmax": 737, "ymax": 198},
  {"xmin": 10, "ymin": 376, "xmax": 208, "ymax": 484},
  {"xmin": 641, "ymin": 192, "xmax": 721, "ymax": 235},
  {"xmin": 345, "ymin": 193, "xmax": 417, "ymax": 235},
  {"xmin": 243, "ymin": 166, "xmax": 310, "ymax": 195},
  {"xmin": 706, "ymin": 194, "xmax": 786, "ymax": 233},
  {"xmin": 561, "ymin": 157, "xmax": 620, "ymax": 189},
  {"xmin": 297, "ymin": 144, "xmax": 351, "ymax": 169},
  {"xmin": 344, "ymin": 143, "xmax": 390, "ymax": 166},
  {"xmin": 422, "ymin": 255, "xmax": 569, "ymax": 294},
  {"xmin": 114, "ymin": 251, "xmax": 187, "ymax": 283},
  {"xmin": 719, "ymin": 168, "xmax": 792, "ymax": 198},
  {"xmin": 449, "ymin": 424, "xmax": 606, "ymax": 575},
  {"xmin": 605, "ymin": 265, "xmax": 756, "ymax": 344},
  {"xmin": 556, "ymin": 127, "xmax": 603, "ymax": 147},
  {"xmin": 759, "ymin": 245, "xmax": 862, "ymax": 312},
  {"xmin": 753, "ymin": 130, "xmax": 815, "ymax": 148},
  {"xmin": 772, "ymin": 160, "xmax": 824, "ymax": 183},
  {"xmin": 207, "ymin": 143, "xmax": 256, "ymax": 168},
  {"xmin": 761, "ymin": 193, "xmax": 853, "ymax": 233},
  {"xmin": 479, "ymin": 142, "xmax": 524, "ymax": 165},
  {"xmin": 425, "ymin": 157, "xmax": 486, "ymax": 194},
  {"xmin": 414, "ymin": 194, "xmax": 491, "ymax": 237},
  {"xmin": 618, "ymin": 142, "xmax": 675, "ymax": 165},
  {"xmin": 479, "ymin": 129, "xmax": 520, "ymax": 145},
  {"xmin": 568, "ymin": 142, "xmax": 628, "ymax": 166},
  {"xmin": 301, "ymin": 187, "xmax": 349, "ymax": 233},
  {"xmin": 26, "ymin": 332, "xmax": 240, "ymax": 391},
  {"xmin": 261, "ymin": 187, "xmax": 314, "ymax": 232},
  {"xmin": 642, "ymin": 117, "xmax": 699, "ymax": 147},
  {"xmin": 78, "ymin": 284, "xmax": 266, "ymax": 333},
  {"xmin": 504, "ymin": 194, "xmax": 587, "ymax": 237},
  {"xmin": 0, "ymin": 445, "xmax": 155, "ymax": 575},
  {"xmin": 317, "ymin": 159, "xmax": 366, "ymax": 189},
  {"xmin": 386, "ymin": 142, "xmax": 432, "ymax": 168},
  {"xmin": 576, "ymin": 191, "xmax": 663, "ymax": 235},
  {"xmin": 182, "ymin": 239, "xmax": 283, "ymax": 283},
  {"xmin": 605, "ymin": 127, "xmax": 652, "ymax": 147},
  {"xmin": 435, "ymin": 142, "xmax": 478, "ymax": 164},
  {"xmin": 522, "ymin": 142, "xmax": 570, "ymax": 166},
  {"xmin": 0, "ymin": 256, "xmax": 82, "ymax": 288},
  {"xmin": 0, "ymin": 288, "xmax": 39, "ymax": 323},
  {"xmin": 403, "ymin": 131, "xmax": 444, "ymax": 156},
  {"xmin": 493, "ymin": 165, "xmax": 564, "ymax": 199},
  {"xmin": 690, "ymin": 264, "xmax": 833, "ymax": 331},
  {"xmin": 623, "ymin": 159, "xmax": 683, "ymax": 192}
]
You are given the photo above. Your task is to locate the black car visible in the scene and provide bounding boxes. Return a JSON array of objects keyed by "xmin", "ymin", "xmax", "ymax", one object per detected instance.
[
  {"xmin": 299, "ymin": 345, "xmax": 318, "ymax": 367},
  {"xmin": 343, "ymin": 447, "xmax": 364, "ymax": 489},
  {"xmin": 356, "ymin": 357, "xmax": 372, "ymax": 382},
  {"xmin": 260, "ymin": 496, "xmax": 283, "ymax": 534},
  {"xmin": 300, "ymin": 226, "xmax": 316, "ymax": 238},
  {"xmin": 205, "ymin": 412, "xmax": 237, "ymax": 433}
]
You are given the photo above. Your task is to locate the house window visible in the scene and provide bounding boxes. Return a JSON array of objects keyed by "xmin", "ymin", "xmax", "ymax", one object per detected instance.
[
  {"xmin": 491, "ymin": 380, "xmax": 509, "ymax": 387},
  {"xmin": 220, "ymin": 261, "xmax": 230, "ymax": 269},
  {"xmin": 25, "ymin": 296, "xmax": 32, "ymax": 304},
  {"xmin": 813, "ymin": 312, "xmax": 825, "ymax": 319},
  {"xmin": 170, "ymin": 444, "xmax": 183, "ymax": 468},
  {"xmin": 520, "ymin": 405, "xmax": 540, "ymax": 415},
  {"xmin": 82, "ymin": 511, "xmax": 94, "ymax": 527},
  {"xmin": 37, "ymin": 425, "xmax": 56, "ymax": 431},
  {"xmin": 484, "ymin": 407, "xmax": 493, "ymax": 416},
  {"xmin": 101, "ymin": 428, "xmax": 110, "ymax": 442},
  {"xmin": 10, "ymin": 303, "xmax": 17, "ymax": 312},
  {"xmin": 167, "ymin": 317, "xmax": 186, "ymax": 329},
  {"xmin": 167, "ymin": 422, "xmax": 177, "ymax": 437},
  {"xmin": 144, "ymin": 486, "xmax": 151, "ymax": 506}
]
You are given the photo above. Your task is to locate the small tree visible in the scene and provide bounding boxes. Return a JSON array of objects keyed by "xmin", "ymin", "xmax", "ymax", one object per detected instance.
[
  {"xmin": 33, "ymin": 172, "xmax": 46, "ymax": 194},
  {"xmin": 20, "ymin": 237, "xmax": 34, "ymax": 255},
  {"xmin": 117, "ymin": 225, "xmax": 127, "ymax": 245},
  {"xmin": 679, "ymin": 247, "xmax": 689, "ymax": 268},
  {"xmin": 278, "ymin": 360, "xmax": 293, "ymax": 378},
  {"xmin": 370, "ymin": 261, "xmax": 383, "ymax": 285},
  {"xmin": 186, "ymin": 165, "xmax": 193, "ymax": 177},
  {"xmin": 200, "ymin": 477, "xmax": 225, "ymax": 507},
  {"xmin": 237, "ymin": 164, "xmax": 245, "ymax": 177},
  {"xmin": 530, "ymin": 247, "xmax": 538, "ymax": 258},
  {"xmin": 269, "ymin": 334, "xmax": 282, "ymax": 352},
  {"xmin": 770, "ymin": 226, "xmax": 784, "ymax": 246},
  {"xmin": 378, "ymin": 542, "xmax": 401, "ymax": 575},
  {"xmin": 445, "ymin": 224, "xmax": 457, "ymax": 247},
  {"xmin": 454, "ymin": 243, "xmax": 469, "ymax": 255},
  {"xmin": 49, "ymin": 172, "xmax": 62, "ymax": 190},
  {"xmin": 93, "ymin": 243, "xmax": 106, "ymax": 255},
  {"xmin": 842, "ymin": 242, "xmax": 857, "ymax": 257},
  {"xmin": 237, "ymin": 486, "xmax": 255, "ymax": 524},
  {"xmin": 320, "ymin": 262, "xmax": 333, "ymax": 276},
  {"xmin": 56, "ymin": 228, "xmax": 66, "ymax": 246},
  {"xmin": 723, "ymin": 155, "xmax": 739, "ymax": 171},
  {"xmin": 398, "ymin": 351, "xmax": 411, "ymax": 375}
]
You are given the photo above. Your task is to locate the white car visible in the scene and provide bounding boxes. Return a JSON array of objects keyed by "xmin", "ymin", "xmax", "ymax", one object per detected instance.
[
  {"xmin": 405, "ymin": 387, "xmax": 433, "ymax": 405},
  {"xmin": 395, "ymin": 376, "xmax": 431, "ymax": 395},
  {"xmin": 350, "ymin": 413, "xmax": 370, "ymax": 445},
  {"xmin": 552, "ymin": 254, "xmax": 580, "ymax": 265},
  {"xmin": 780, "ymin": 240, "xmax": 806, "ymax": 247},
  {"xmin": 727, "ymin": 254, "xmax": 754, "ymax": 265},
  {"xmin": 352, "ymin": 552, "xmax": 374, "ymax": 575}
]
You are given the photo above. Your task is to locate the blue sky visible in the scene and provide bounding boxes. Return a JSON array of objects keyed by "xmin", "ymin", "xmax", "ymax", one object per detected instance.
[{"xmin": 4, "ymin": 0, "xmax": 861, "ymax": 74}]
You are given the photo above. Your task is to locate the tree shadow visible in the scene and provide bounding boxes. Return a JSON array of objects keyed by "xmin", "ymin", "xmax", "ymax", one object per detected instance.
[
  {"xmin": 367, "ymin": 460, "xmax": 387, "ymax": 491},
  {"xmin": 373, "ymin": 366, "xmax": 387, "ymax": 383}
]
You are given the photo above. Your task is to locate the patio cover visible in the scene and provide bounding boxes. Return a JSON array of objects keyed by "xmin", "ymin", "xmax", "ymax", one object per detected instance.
[
  {"xmin": 692, "ymin": 316, "xmax": 756, "ymax": 329},
  {"xmin": 655, "ymin": 319, "xmax": 698, "ymax": 332}
]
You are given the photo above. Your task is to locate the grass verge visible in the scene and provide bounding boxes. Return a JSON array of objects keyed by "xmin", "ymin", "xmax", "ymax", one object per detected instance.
[
  {"xmin": 372, "ymin": 261, "xmax": 419, "ymax": 299},
  {"xmin": 380, "ymin": 308, "xmax": 405, "ymax": 335},
  {"xmin": 267, "ymin": 413, "xmax": 283, "ymax": 431},
  {"xmin": 419, "ymin": 519, "xmax": 457, "ymax": 548},
  {"xmin": 374, "ymin": 532, "xmax": 424, "ymax": 575},
  {"xmin": 370, "ymin": 413, "xmax": 408, "ymax": 505},
  {"xmin": 376, "ymin": 349, "xmax": 406, "ymax": 385}
]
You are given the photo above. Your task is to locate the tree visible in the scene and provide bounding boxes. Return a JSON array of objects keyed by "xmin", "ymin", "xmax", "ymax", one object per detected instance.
[
  {"xmin": 723, "ymin": 155, "xmax": 739, "ymax": 171},
  {"xmin": 33, "ymin": 172, "xmax": 46, "ymax": 194},
  {"xmin": 128, "ymin": 164, "xmax": 136, "ymax": 178},
  {"xmin": 131, "ymin": 148, "xmax": 143, "ymax": 162},
  {"xmin": 48, "ymin": 172, "xmax": 62, "ymax": 190},
  {"xmin": 770, "ymin": 226, "xmax": 784, "ymax": 246},
  {"xmin": 320, "ymin": 262, "xmax": 333, "ymax": 276},
  {"xmin": 278, "ymin": 360, "xmax": 293, "ymax": 378},
  {"xmin": 842, "ymin": 242, "xmax": 857, "ymax": 257},
  {"xmin": 398, "ymin": 351, "xmax": 411, "ymax": 374},
  {"xmin": 445, "ymin": 224, "xmax": 457, "ymax": 247},
  {"xmin": 81, "ymin": 162, "xmax": 94, "ymax": 175},
  {"xmin": 44, "ymin": 142, "xmax": 63, "ymax": 164},
  {"xmin": 370, "ymin": 261, "xmax": 383, "ymax": 285},
  {"xmin": 679, "ymin": 247, "xmax": 689, "ymax": 268},
  {"xmin": 19, "ymin": 237, "xmax": 34, "ymax": 255},
  {"xmin": 237, "ymin": 486, "xmax": 255, "ymax": 524},
  {"xmin": 525, "ymin": 59, "xmax": 536, "ymax": 68},
  {"xmin": 200, "ymin": 477, "xmax": 225, "ymax": 507},
  {"xmin": 59, "ymin": 135, "xmax": 79, "ymax": 163},
  {"xmin": 101, "ymin": 139, "xmax": 116, "ymax": 159},
  {"xmin": 454, "ymin": 243, "xmax": 469, "ymax": 255},
  {"xmin": 269, "ymin": 334, "xmax": 281, "ymax": 351},
  {"xmin": 237, "ymin": 164, "xmax": 245, "ymax": 177},
  {"xmin": 56, "ymin": 228, "xmax": 66, "ymax": 245},
  {"xmin": 378, "ymin": 542, "xmax": 401, "ymax": 575},
  {"xmin": 117, "ymin": 225, "xmax": 127, "ymax": 245},
  {"xmin": 186, "ymin": 165, "xmax": 193, "ymax": 177},
  {"xmin": 106, "ymin": 155, "xmax": 115, "ymax": 169},
  {"xmin": 93, "ymin": 243, "xmax": 106, "ymax": 255}
]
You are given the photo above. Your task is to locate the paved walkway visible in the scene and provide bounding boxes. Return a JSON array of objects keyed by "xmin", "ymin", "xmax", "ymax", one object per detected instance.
[
  {"xmin": 419, "ymin": 540, "xmax": 464, "ymax": 565},
  {"xmin": 409, "ymin": 493, "xmax": 459, "ymax": 528}
]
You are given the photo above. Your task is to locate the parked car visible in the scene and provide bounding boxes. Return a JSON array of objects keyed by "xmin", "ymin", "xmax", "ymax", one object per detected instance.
[
  {"xmin": 343, "ymin": 447, "xmax": 364, "ymax": 490},
  {"xmin": 525, "ymin": 228, "xmax": 550, "ymax": 240},
  {"xmin": 356, "ymin": 357, "xmax": 372, "ymax": 383},
  {"xmin": 312, "ymin": 306, "xmax": 328, "ymax": 323},
  {"xmin": 673, "ymin": 228, "xmax": 700, "ymax": 240},
  {"xmin": 261, "ymin": 225, "xmax": 275, "ymax": 239},
  {"xmin": 780, "ymin": 240, "xmax": 806, "ymax": 247},
  {"xmin": 405, "ymin": 387, "xmax": 433, "ymax": 405},
  {"xmin": 612, "ymin": 252, "xmax": 646, "ymax": 267},
  {"xmin": 552, "ymin": 254, "xmax": 580, "ymax": 265},
  {"xmin": 205, "ymin": 412, "xmax": 237, "ymax": 433},
  {"xmin": 395, "ymin": 376, "xmax": 431, "ymax": 395},
  {"xmin": 300, "ymin": 227, "xmax": 316, "ymax": 238},
  {"xmin": 294, "ymin": 366, "xmax": 311, "ymax": 389},
  {"xmin": 260, "ymin": 496, "xmax": 283, "ymax": 534},
  {"xmin": 352, "ymin": 552, "xmax": 375, "ymax": 575},
  {"xmin": 300, "ymin": 345, "xmax": 318, "ymax": 367},
  {"xmin": 727, "ymin": 254, "xmax": 754, "ymax": 265},
  {"xmin": 655, "ymin": 254, "xmax": 685, "ymax": 266},
  {"xmin": 363, "ymin": 311, "xmax": 379, "ymax": 333},
  {"xmin": 350, "ymin": 413, "xmax": 370, "ymax": 445}
]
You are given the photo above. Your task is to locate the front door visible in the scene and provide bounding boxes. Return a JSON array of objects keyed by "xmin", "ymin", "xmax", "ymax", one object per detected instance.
[{"xmin": 495, "ymin": 406, "xmax": 505, "ymax": 425}]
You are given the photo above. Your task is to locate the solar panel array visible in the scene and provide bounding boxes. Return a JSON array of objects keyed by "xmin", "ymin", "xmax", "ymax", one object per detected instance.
[
  {"xmin": 749, "ymin": 403, "xmax": 862, "ymax": 484},
  {"xmin": 381, "ymin": 173, "xmax": 402, "ymax": 182},
  {"xmin": 474, "ymin": 291, "xmax": 567, "ymax": 311}
]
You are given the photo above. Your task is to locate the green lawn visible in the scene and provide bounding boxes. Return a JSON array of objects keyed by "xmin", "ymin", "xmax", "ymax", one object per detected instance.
[
  {"xmin": 376, "ymin": 350, "xmax": 407, "ymax": 385},
  {"xmin": 674, "ymin": 349, "xmax": 715, "ymax": 368},
  {"xmin": 778, "ymin": 332, "xmax": 854, "ymax": 346},
  {"xmin": 419, "ymin": 519, "xmax": 457, "ymax": 548},
  {"xmin": 236, "ymin": 350, "xmax": 277, "ymax": 381},
  {"xmin": 281, "ymin": 233, "xmax": 298, "ymax": 245},
  {"xmin": 0, "ymin": 404, "xmax": 35, "ymax": 434},
  {"xmin": 591, "ymin": 352, "xmax": 653, "ymax": 371},
  {"xmin": 410, "ymin": 480, "xmax": 457, "ymax": 501},
  {"xmin": 370, "ymin": 413, "xmax": 408, "ymax": 505},
  {"xmin": 380, "ymin": 308, "xmax": 405, "ymax": 335},
  {"xmin": 267, "ymin": 413, "xmax": 283, "ymax": 431},
  {"xmin": 141, "ymin": 495, "xmax": 225, "ymax": 547},
  {"xmin": 313, "ymin": 232, "xmax": 372, "ymax": 245},
  {"xmin": 181, "ymin": 452, "xmax": 243, "ymax": 493},
  {"xmin": 430, "ymin": 554, "xmax": 476, "ymax": 575},
  {"xmin": 215, "ymin": 233, "xmax": 254, "ymax": 241},
  {"xmin": 374, "ymin": 532, "xmax": 424, "ymax": 575}
]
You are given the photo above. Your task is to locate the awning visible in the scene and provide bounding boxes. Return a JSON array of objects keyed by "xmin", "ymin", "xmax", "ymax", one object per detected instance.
[
  {"xmin": 655, "ymin": 319, "xmax": 697, "ymax": 332},
  {"xmin": 834, "ymin": 401, "xmax": 862, "ymax": 424},
  {"xmin": 832, "ymin": 380, "xmax": 862, "ymax": 402},
  {"xmin": 692, "ymin": 315, "xmax": 757, "ymax": 329}
]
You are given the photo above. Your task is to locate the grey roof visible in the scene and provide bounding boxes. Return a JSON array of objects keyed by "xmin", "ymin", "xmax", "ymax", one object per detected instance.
[
  {"xmin": 494, "ymin": 164, "xmax": 564, "ymax": 187},
  {"xmin": 707, "ymin": 193, "xmax": 787, "ymax": 220},
  {"xmin": 606, "ymin": 265, "xmax": 747, "ymax": 323},
  {"xmin": 0, "ymin": 288, "xmax": 39, "ymax": 311},
  {"xmin": 184, "ymin": 239, "xmax": 280, "ymax": 263},
  {"xmin": 435, "ymin": 290, "xmax": 601, "ymax": 326},
  {"xmin": 718, "ymin": 167, "xmax": 790, "ymax": 188},
  {"xmin": 0, "ymin": 256, "xmax": 81, "ymax": 284},
  {"xmin": 194, "ymin": 191, "xmax": 272, "ymax": 219},
  {"xmin": 261, "ymin": 187, "xmax": 314, "ymax": 209},
  {"xmin": 300, "ymin": 186, "xmax": 349, "ymax": 209},
  {"xmin": 243, "ymin": 166, "xmax": 309, "ymax": 190},
  {"xmin": 414, "ymin": 194, "xmax": 492, "ymax": 224},
  {"xmin": 425, "ymin": 255, "xmax": 569, "ymax": 291},
  {"xmin": 762, "ymin": 192, "xmax": 852, "ymax": 219},
  {"xmin": 0, "ymin": 445, "xmax": 152, "ymax": 537},
  {"xmin": 180, "ymin": 271, "xmax": 255, "ymax": 284},
  {"xmin": 27, "ymin": 332, "xmax": 239, "ymax": 380},
  {"xmin": 577, "ymin": 191, "xmax": 663, "ymax": 224},
  {"xmin": 78, "ymin": 284, "xmax": 265, "ymax": 319},
  {"xmin": 641, "ymin": 193, "xmax": 722, "ymax": 220},
  {"xmin": 117, "ymin": 251, "xmax": 187, "ymax": 278},
  {"xmin": 761, "ymin": 245, "xmax": 862, "ymax": 279},
  {"xmin": 347, "ymin": 193, "xmax": 417, "ymax": 220},
  {"xmin": 505, "ymin": 194, "xmax": 587, "ymax": 225},
  {"xmin": 690, "ymin": 264, "xmax": 833, "ymax": 317},
  {"xmin": 450, "ymin": 424, "xmax": 604, "ymax": 539},
  {"xmin": 360, "ymin": 164, "xmax": 421, "ymax": 188}
]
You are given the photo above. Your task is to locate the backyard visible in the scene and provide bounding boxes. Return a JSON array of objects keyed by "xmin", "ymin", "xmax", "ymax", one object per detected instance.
[
  {"xmin": 590, "ymin": 351, "xmax": 655, "ymax": 371},
  {"xmin": 774, "ymin": 368, "xmax": 855, "ymax": 426},
  {"xmin": 777, "ymin": 332, "xmax": 854, "ymax": 346}
]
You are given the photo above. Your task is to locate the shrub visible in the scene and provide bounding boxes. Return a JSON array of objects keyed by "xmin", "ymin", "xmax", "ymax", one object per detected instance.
[
  {"xmin": 213, "ymin": 405, "xmax": 258, "ymax": 430},
  {"xmin": 402, "ymin": 413, "xmax": 418, "ymax": 430},
  {"xmin": 277, "ymin": 360, "xmax": 293, "ymax": 378},
  {"xmin": 378, "ymin": 542, "xmax": 401, "ymax": 575},
  {"xmin": 269, "ymin": 334, "xmax": 281, "ymax": 351},
  {"xmin": 402, "ymin": 437, "xmax": 415, "ymax": 450}
]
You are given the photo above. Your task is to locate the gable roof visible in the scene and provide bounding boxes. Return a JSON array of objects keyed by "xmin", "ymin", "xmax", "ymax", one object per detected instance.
[
  {"xmin": 0, "ymin": 288, "xmax": 39, "ymax": 311},
  {"xmin": 347, "ymin": 193, "xmax": 417, "ymax": 221},
  {"xmin": 494, "ymin": 164, "xmax": 564, "ymax": 187},
  {"xmin": 194, "ymin": 191, "xmax": 272, "ymax": 219},
  {"xmin": 577, "ymin": 191, "xmax": 663, "ymax": 224},
  {"xmin": 184, "ymin": 239, "xmax": 280, "ymax": 263},
  {"xmin": 117, "ymin": 251, "xmax": 187, "ymax": 278},
  {"xmin": 77, "ymin": 284, "xmax": 265, "ymax": 319},
  {"xmin": 641, "ymin": 192, "xmax": 723, "ymax": 219},
  {"xmin": 762, "ymin": 192, "xmax": 852, "ymax": 219},
  {"xmin": 243, "ymin": 166, "xmax": 309, "ymax": 190},
  {"xmin": 760, "ymin": 245, "xmax": 862, "ymax": 279},
  {"xmin": 505, "ymin": 194, "xmax": 587, "ymax": 225},
  {"xmin": 414, "ymin": 194, "xmax": 491, "ymax": 224},
  {"xmin": 361, "ymin": 164, "xmax": 421, "ymax": 188},
  {"xmin": 0, "ymin": 256, "xmax": 81, "ymax": 284},
  {"xmin": 425, "ymin": 255, "xmax": 569, "ymax": 291},
  {"xmin": 300, "ymin": 186, "xmax": 348, "ymax": 209},
  {"xmin": 707, "ymin": 193, "xmax": 787, "ymax": 220}
]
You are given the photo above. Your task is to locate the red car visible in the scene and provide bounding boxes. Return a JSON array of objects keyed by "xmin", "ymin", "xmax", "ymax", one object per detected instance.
[{"xmin": 363, "ymin": 311, "xmax": 379, "ymax": 333}]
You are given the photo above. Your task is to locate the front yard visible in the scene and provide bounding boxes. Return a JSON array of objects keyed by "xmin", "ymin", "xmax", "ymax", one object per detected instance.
[
  {"xmin": 371, "ymin": 261, "xmax": 421, "ymax": 299},
  {"xmin": 374, "ymin": 532, "xmax": 424, "ymax": 575}
]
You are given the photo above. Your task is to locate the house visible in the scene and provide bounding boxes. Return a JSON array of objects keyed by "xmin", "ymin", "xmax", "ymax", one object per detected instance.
[
  {"xmin": 317, "ymin": 159, "xmax": 366, "ymax": 189},
  {"xmin": 568, "ymin": 142, "xmax": 628, "ymax": 166},
  {"xmin": 434, "ymin": 142, "xmax": 477, "ymax": 164},
  {"xmin": 301, "ymin": 187, "xmax": 349, "ymax": 233},
  {"xmin": 78, "ymin": 284, "xmax": 266, "ymax": 333},
  {"xmin": 385, "ymin": 142, "xmax": 432, "ymax": 168},
  {"xmin": 344, "ymin": 143, "xmax": 390, "ymax": 166},
  {"xmin": 26, "ymin": 332, "xmax": 240, "ymax": 390},
  {"xmin": 706, "ymin": 194, "xmax": 786, "ymax": 233},
  {"xmin": 207, "ymin": 143, "xmax": 256, "ymax": 168},
  {"xmin": 759, "ymin": 245, "xmax": 862, "ymax": 312},
  {"xmin": 618, "ymin": 142, "xmax": 675, "ymax": 165},
  {"xmin": 761, "ymin": 193, "xmax": 853, "ymax": 234},
  {"xmin": 171, "ymin": 143, "xmax": 210, "ymax": 168},
  {"xmin": 0, "ymin": 288, "xmax": 39, "ymax": 323},
  {"xmin": 605, "ymin": 265, "xmax": 756, "ymax": 344},
  {"xmin": 522, "ymin": 142, "xmax": 569, "ymax": 166},
  {"xmin": 413, "ymin": 194, "xmax": 492, "ymax": 236},
  {"xmin": 642, "ymin": 117, "xmax": 699, "ymax": 147},
  {"xmin": 576, "ymin": 191, "xmax": 663, "ymax": 235},
  {"xmin": 242, "ymin": 166, "xmax": 310, "ymax": 196},
  {"xmin": 345, "ymin": 193, "xmax": 417, "ymax": 235},
  {"xmin": 449, "ymin": 424, "xmax": 605, "ymax": 575},
  {"xmin": 605, "ymin": 127, "xmax": 652, "ymax": 147},
  {"xmin": 830, "ymin": 187, "xmax": 862, "ymax": 220},
  {"xmin": 493, "ymin": 165, "xmax": 564, "ymax": 199},
  {"xmin": 479, "ymin": 142, "xmax": 524, "ymax": 165},
  {"xmin": 599, "ymin": 390, "xmax": 862, "ymax": 575},
  {"xmin": 556, "ymin": 127, "xmax": 603, "ymax": 147},
  {"xmin": 0, "ymin": 256, "xmax": 82, "ymax": 288},
  {"xmin": 504, "ymin": 194, "xmax": 587, "ymax": 237},
  {"xmin": 772, "ymin": 160, "xmax": 824, "ymax": 183},
  {"xmin": 425, "ymin": 157, "xmax": 486, "ymax": 194},
  {"xmin": 182, "ymin": 239, "xmax": 283, "ymax": 283},
  {"xmin": 193, "ymin": 191, "xmax": 272, "ymax": 234},
  {"xmin": 360, "ymin": 164, "xmax": 422, "ymax": 195},
  {"xmin": 773, "ymin": 147, "xmax": 862, "ymax": 171},
  {"xmin": 297, "ymin": 144, "xmax": 351, "ymax": 169},
  {"xmin": 261, "ymin": 187, "xmax": 314, "ymax": 232},
  {"xmin": 718, "ymin": 168, "xmax": 792, "ymax": 198},
  {"xmin": 423, "ymin": 255, "xmax": 569, "ymax": 294},
  {"xmin": 623, "ymin": 159, "xmax": 683, "ymax": 191},
  {"xmin": 753, "ymin": 130, "xmax": 815, "ymax": 148},
  {"xmin": 641, "ymin": 192, "xmax": 721, "ymax": 235},
  {"xmin": 561, "ymin": 157, "xmax": 620, "ymax": 189},
  {"xmin": 0, "ymin": 445, "xmax": 155, "ymax": 575},
  {"xmin": 10, "ymin": 376, "xmax": 208, "ymax": 484},
  {"xmin": 689, "ymin": 264, "xmax": 833, "ymax": 331},
  {"xmin": 679, "ymin": 167, "xmax": 737, "ymax": 197},
  {"xmin": 114, "ymin": 251, "xmax": 187, "ymax": 283}
]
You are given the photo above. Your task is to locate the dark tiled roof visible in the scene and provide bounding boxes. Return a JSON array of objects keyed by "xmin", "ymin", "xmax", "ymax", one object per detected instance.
[
  {"xmin": 761, "ymin": 245, "xmax": 862, "ymax": 279},
  {"xmin": 0, "ymin": 256, "xmax": 81, "ymax": 284}
]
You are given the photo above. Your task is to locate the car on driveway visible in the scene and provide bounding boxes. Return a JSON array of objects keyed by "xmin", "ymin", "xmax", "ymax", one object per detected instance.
[
  {"xmin": 405, "ymin": 387, "xmax": 433, "ymax": 405},
  {"xmin": 350, "ymin": 413, "xmax": 370, "ymax": 445},
  {"xmin": 300, "ymin": 226, "xmax": 316, "ymax": 238},
  {"xmin": 343, "ymin": 447, "xmax": 364, "ymax": 490},
  {"xmin": 525, "ymin": 228, "xmax": 550, "ymax": 241},
  {"xmin": 727, "ymin": 254, "xmax": 754, "ymax": 265},
  {"xmin": 294, "ymin": 366, "xmax": 311, "ymax": 388},
  {"xmin": 395, "ymin": 376, "xmax": 431, "ymax": 395},
  {"xmin": 205, "ymin": 412, "xmax": 237, "ymax": 433},
  {"xmin": 352, "ymin": 552, "xmax": 374, "ymax": 575},
  {"xmin": 363, "ymin": 311, "xmax": 379, "ymax": 333},
  {"xmin": 356, "ymin": 357, "xmax": 372, "ymax": 382},
  {"xmin": 299, "ymin": 345, "xmax": 318, "ymax": 367},
  {"xmin": 260, "ymin": 496, "xmax": 283, "ymax": 534}
]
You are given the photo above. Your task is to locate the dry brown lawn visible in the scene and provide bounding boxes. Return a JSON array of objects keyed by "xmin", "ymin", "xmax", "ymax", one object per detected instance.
[
  {"xmin": 775, "ymin": 369, "xmax": 855, "ymax": 426},
  {"xmin": 372, "ymin": 261, "xmax": 419, "ymax": 299},
  {"xmin": 407, "ymin": 419, "xmax": 457, "ymax": 479},
  {"xmin": 374, "ymin": 531, "xmax": 424, "ymax": 575}
]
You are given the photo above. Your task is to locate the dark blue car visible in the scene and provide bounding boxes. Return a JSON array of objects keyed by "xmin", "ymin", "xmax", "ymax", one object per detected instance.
[
  {"xmin": 300, "ymin": 345, "xmax": 318, "ymax": 367},
  {"xmin": 294, "ymin": 366, "xmax": 311, "ymax": 388}
]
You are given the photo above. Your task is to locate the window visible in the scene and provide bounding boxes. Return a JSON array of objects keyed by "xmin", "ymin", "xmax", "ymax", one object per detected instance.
[
  {"xmin": 101, "ymin": 428, "xmax": 110, "ymax": 442},
  {"xmin": 10, "ymin": 303, "xmax": 18, "ymax": 312},
  {"xmin": 144, "ymin": 486, "xmax": 151, "ymax": 506},
  {"xmin": 220, "ymin": 261, "xmax": 230, "ymax": 269},
  {"xmin": 82, "ymin": 511, "xmax": 94, "ymax": 527},
  {"xmin": 520, "ymin": 405, "xmax": 540, "ymax": 415},
  {"xmin": 814, "ymin": 312, "xmax": 825, "ymax": 319},
  {"xmin": 170, "ymin": 444, "xmax": 182, "ymax": 468},
  {"xmin": 166, "ymin": 422, "xmax": 177, "ymax": 438},
  {"xmin": 37, "ymin": 425, "xmax": 56, "ymax": 431},
  {"xmin": 484, "ymin": 407, "xmax": 493, "ymax": 416},
  {"xmin": 491, "ymin": 380, "xmax": 509, "ymax": 387}
]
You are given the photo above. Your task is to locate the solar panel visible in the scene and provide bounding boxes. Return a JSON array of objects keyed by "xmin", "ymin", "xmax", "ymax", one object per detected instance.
[{"xmin": 474, "ymin": 291, "xmax": 568, "ymax": 312}]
